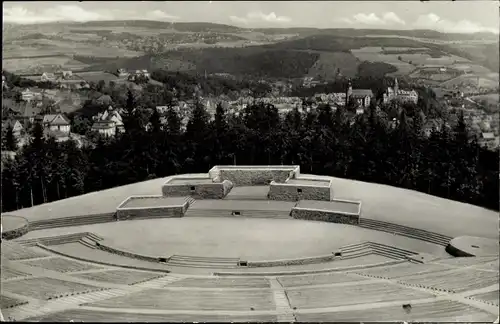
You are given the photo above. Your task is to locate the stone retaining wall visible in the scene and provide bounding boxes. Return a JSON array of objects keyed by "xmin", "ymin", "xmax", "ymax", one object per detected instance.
[
  {"xmin": 37, "ymin": 244, "xmax": 171, "ymax": 274},
  {"xmin": 247, "ymin": 254, "xmax": 337, "ymax": 267},
  {"xmin": 291, "ymin": 208, "xmax": 360, "ymax": 225},
  {"xmin": 116, "ymin": 205, "xmax": 186, "ymax": 221},
  {"xmin": 162, "ymin": 180, "xmax": 233, "ymax": 199},
  {"xmin": 209, "ymin": 166, "xmax": 300, "ymax": 186},
  {"xmin": 95, "ymin": 240, "xmax": 165, "ymax": 263},
  {"xmin": 268, "ymin": 182, "xmax": 331, "ymax": 201}
]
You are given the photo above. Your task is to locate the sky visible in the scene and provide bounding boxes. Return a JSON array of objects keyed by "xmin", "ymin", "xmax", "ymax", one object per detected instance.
[{"xmin": 3, "ymin": 1, "xmax": 499, "ymax": 34}]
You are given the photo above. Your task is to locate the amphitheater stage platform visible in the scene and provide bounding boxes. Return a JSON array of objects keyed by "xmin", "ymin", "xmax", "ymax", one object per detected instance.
[
  {"xmin": 15, "ymin": 217, "xmax": 451, "ymax": 261},
  {"xmin": 297, "ymin": 200, "xmax": 360, "ymax": 214},
  {"xmin": 189, "ymin": 199, "xmax": 296, "ymax": 211}
]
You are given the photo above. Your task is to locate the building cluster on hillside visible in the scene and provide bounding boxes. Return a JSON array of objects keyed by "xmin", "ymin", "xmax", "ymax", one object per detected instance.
[
  {"xmin": 1, "ymin": 111, "xmax": 84, "ymax": 149},
  {"xmin": 383, "ymin": 78, "xmax": 419, "ymax": 104},
  {"xmin": 90, "ymin": 106, "xmax": 125, "ymax": 137}
]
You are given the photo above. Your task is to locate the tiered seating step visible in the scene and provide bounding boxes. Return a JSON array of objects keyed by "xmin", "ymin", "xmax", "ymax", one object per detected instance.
[
  {"xmin": 71, "ymin": 269, "xmax": 166, "ymax": 285},
  {"xmin": 29, "ymin": 213, "xmax": 115, "ymax": 231},
  {"xmin": 277, "ymin": 272, "xmax": 369, "ymax": 288},
  {"xmin": 0, "ymin": 294, "xmax": 29, "ymax": 309},
  {"xmin": 167, "ymin": 277, "xmax": 270, "ymax": 289},
  {"xmin": 167, "ymin": 255, "xmax": 239, "ymax": 268},
  {"xmin": 2, "ymin": 277, "xmax": 101, "ymax": 300},
  {"xmin": 85, "ymin": 288, "xmax": 276, "ymax": 311},
  {"xmin": 27, "ymin": 308, "xmax": 278, "ymax": 322},
  {"xmin": 1, "ymin": 266, "xmax": 32, "ymax": 280},
  {"xmin": 2, "ymin": 241, "xmax": 50, "ymax": 260},
  {"xmin": 352, "ymin": 262, "xmax": 453, "ymax": 279},
  {"xmin": 20, "ymin": 257, "xmax": 103, "ymax": 273},
  {"xmin": 358, "ymin": 218, "xmax": 452, "ymax": 246},
  {"xmin": 286, "ymin": 282, "xmax": 433, "ymax": 309},
  {"xmin": 295, "ymin": 299, "xmax": 496, "ymax": 322},
  {"xmin": 397, "ymin": 268, "xmax": 499, "ymax": 293}
]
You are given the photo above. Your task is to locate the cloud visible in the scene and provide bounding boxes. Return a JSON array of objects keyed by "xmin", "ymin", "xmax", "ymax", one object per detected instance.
[
  {"xmin": 230, "ymin": 11, "xmax": 291, "ymax": 25},
  {"xmin": 383, "ymin": 12, "xmax": 405, "ymax": 25},
  {"xmin": 339, "ymin": 12, "xmax": 405, "ymax": 26},
  {"xmin": 3, "ymin": 5, "xmax": 109, "ymax": 24},
  {"xmin": 414, "ymin": 13, "xmax": 498, "ymax": 34},
  {"xmin": 3, "ymin": 5, "xmax": 179, "ymax": 24},
  {"xmin": 145, "ymin": 9, "xmax": 179, "ymax": 21}
]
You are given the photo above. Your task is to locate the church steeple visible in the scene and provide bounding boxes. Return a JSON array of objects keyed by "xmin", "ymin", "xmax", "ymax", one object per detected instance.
[
  {"xmin": 394, "ymin": 77, "xmax": 399, "ymax": 94},
  {"xmin": 345, "ymin": 79, "xmax": 353, "ymax": 106}
]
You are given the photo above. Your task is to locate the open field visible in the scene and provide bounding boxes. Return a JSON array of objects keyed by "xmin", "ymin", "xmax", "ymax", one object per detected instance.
[
  {"xmin": 351, "ymin": 46, "xmax": 472, "ymax": 77},
  {"xmin": 2, "ymin": 56, "xmax": 89, "ymax": 74},
  {"xmin": 74, "ymin": 71, "xmax": 120, "ymax": 83}
]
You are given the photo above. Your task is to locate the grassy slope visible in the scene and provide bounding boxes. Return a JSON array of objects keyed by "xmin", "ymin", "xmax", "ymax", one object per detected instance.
[{"xmin": 8, "ymin": 173, "xmax": 498, "ymax": 239}]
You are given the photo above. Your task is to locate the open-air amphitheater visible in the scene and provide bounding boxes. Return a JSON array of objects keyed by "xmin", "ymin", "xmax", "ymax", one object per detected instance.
[{"xmin": 1, "ymin": 165, "xmax": 498, "ymax": 322}]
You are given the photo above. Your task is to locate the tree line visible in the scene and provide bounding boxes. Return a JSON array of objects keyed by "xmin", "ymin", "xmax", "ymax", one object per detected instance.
[{"xmin": 1, "ymin": 89, "xmax": 498, "ymax": 213}]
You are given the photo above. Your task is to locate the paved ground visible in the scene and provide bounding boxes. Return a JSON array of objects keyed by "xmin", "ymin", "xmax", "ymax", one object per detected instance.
[
  {"xmin": 121, "ymin": 197, "xmax": 186, "ymax": 208},
  {"xmin": 449, "ymin": 236, "xmax": 499, "ymax": 257},
  {"xmin": 168, "ymin": 178, "xmax": 214, "ymax": 185},
  {"xmin": 1, "ymin": 215, "xmax": 28, "ymax": 232},
  {"xmin": 297, "ymin": 200, "xmax": 360, "ymax": 214},
  {"xmin": 17, "ymin": 218, "xmax": 450, "ymax": 260},
  {"xmin": 286, "ymin": 179, "xmax": 330, "ymax": 187}
]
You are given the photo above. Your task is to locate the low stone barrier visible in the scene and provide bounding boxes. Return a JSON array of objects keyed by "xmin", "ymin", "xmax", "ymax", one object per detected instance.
[
  {"xmin": 291, "ymin": 208, "xmax": 360, "ymax": 225},
  {"xmin": 95, "ymin": 240, "xmax": 166, "ymax": 263},
  {"xmin": 209, "ymin": 165, "xmax": 300, "ymax": 186},
  {"xmin": 268, "ymin": 178, "xmax": 332, "ymax": 201},
  {"xmin": 162, "ymin": 178, "xmax": 233, "ymax": 199},
  {"xmin": 36, "ymin": 243, "xmax": 171, "ymax": 273},
  {"xmin": 247, "ymin": 254, "xmax": 337, "ymax": 267}
]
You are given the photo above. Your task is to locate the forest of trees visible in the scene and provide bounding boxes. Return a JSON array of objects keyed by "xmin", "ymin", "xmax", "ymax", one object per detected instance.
[{"xmin": 1, "ymin": 89, "xmax": 498, "ymax": 213}]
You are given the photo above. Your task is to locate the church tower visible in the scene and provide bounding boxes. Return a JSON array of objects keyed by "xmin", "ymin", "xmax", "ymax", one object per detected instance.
[{"xmin": 345, "ymin": 79, "xmax": 353, "ymax": 106}]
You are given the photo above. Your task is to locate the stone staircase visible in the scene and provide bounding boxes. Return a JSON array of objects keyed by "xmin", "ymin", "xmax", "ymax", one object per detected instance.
[
  {"xmin": 78, "ymin": 233, "xmax": 104, "ymax": 249},
  {"xmin": 133, "ymin": 275, "xmax": 184, "ymax": 289},
  {"xmin": 185, "ymin": 196, "xmax": 196, "ymax": 207},
  {"xmin": 16, "ymin": 233, "xmax": 104, "ymax": 248},
  {"xmin": 358, "ymin": 218, "xmax": 452, "ymax": 246},
  {"xmin": 269, "ymin": 278, "xmax": 296, "ymax": 322},
  {"xmin": 29, "ymin": 213, "xmax": 115, "ymax": 231},
  {"xmin": 166, "ymin": 255, "xmax": 240, "ymax": 268},
  {"xmin": 340, "ymin": 241, "xmax": 418, "ymax": 260}
]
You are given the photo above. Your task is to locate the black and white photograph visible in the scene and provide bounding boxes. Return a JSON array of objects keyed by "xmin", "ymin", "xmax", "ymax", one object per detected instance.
[{"xmin": 1, "ymin": 0, "xmax": 499, "ymax": 322}]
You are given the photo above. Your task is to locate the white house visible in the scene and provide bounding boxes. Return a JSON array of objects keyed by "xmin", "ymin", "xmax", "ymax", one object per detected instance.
[
  {"xmin": 42, "ymin": 114, "xmax": 71, "ymax": 133},
  {"xmin": 91, "ymin": 107, "xmax": 124, "ymax": 137}
]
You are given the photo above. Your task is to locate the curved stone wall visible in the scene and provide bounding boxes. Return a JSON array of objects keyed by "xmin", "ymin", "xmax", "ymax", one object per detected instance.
[{"xmin": 1, "ymin": 215, "xmax": 30, "ymax": 240}]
